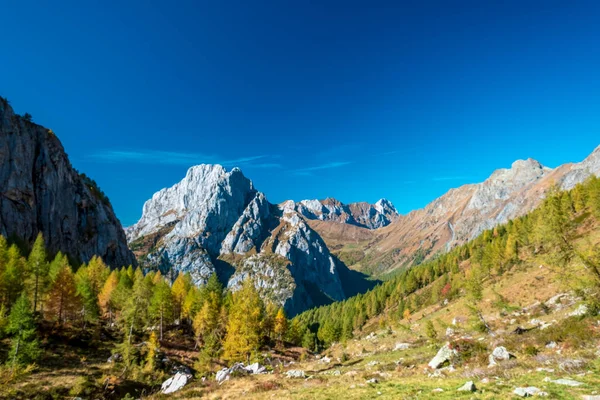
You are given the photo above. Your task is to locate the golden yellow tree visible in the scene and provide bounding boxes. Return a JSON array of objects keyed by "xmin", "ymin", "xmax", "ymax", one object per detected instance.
[
  {"xmin": 171, "ymin": 272, "xmax": 192, "ymax": 322},
  {"xmin": 222, "ymin": 279, "xmax": 264, "ymax": 362},
  {"xmin": 192, "ymin": 291, "xmax": 220, "ymax": 345},
  {"xmin": 144, "ymin": 331, "xmax": 160, "ymax": 372},
  {"xmin": 98, "ymin": 270, "xmax": 119, "ymax": 322},
  {"xmin": 273, "ymin": 307, "xmax": 288, "ymax": 346}
]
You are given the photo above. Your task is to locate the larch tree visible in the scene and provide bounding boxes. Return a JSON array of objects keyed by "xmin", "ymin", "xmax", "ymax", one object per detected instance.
[
  {"xmin": 46, "ymin": 262, "xmax": 80, "ymax": 325},
  {"xmin": 3, "ymin": 245, "xmax": 26, "ymax": 307},
  {"xmin": 27, "ymin": 233, "xmax": 49, "ymax": 313},
  {"xmin": 149, "ymin": 280, "xmax": 174, "ymax": 340},
  {"xmin": 222, "ymin": 279, "xmax": 264, "ymax": 363},
  {"xmin": 7, "ymin": 294, "xmax": 40, "ymax": 367},
  {"xmin": 171, "ymin": 272, "xmax": 192, "ymax": 323},
  {"xmin": 192, "ymin": 291, "xmax": 220, "ymax": 346},
  {"xmin": 144, "ymin": 331, "xmax": 160, "ymax": 372},
  {"xmin": 273, "ymin": 307, "xmax": 288, "ymax": 346},
  {"xmin": 98, "ymin": 270, "xmax": 119, "ymax": 323}
]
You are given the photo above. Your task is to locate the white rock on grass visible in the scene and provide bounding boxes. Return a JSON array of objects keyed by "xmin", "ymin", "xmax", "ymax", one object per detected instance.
[
  {"xmin": 161, "ymin": 373, "xmax": 189, "ymax": 394},
  {"xmin": 428, "ymin": 343, "xmax": 458, "ymax": 369},
  {"xmin": 514, "ymin": 387, "xmax": 548, "ymax": 397},
  {"xmin": 489, "ymin": 346, "xmax": 514, "ymax": 367},
  {"xmin": 544, "ymin": 377, "xmax": 584, "ymax": 387},
  {"xmin": 286, "ymin": 370, "xmax": 306, "ymax": 379},
  {"xmin": 457, "ymin": 381, "xmax": 476, "ymax": 392},
  {"xmin": 394, "ymin": 343, "xmax": 410, "ymax": 351},
  {"xmin": 570, "ymin": 304, "xmax": 589, "ymax": 317}
]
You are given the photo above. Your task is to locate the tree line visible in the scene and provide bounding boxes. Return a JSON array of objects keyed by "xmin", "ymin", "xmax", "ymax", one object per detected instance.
[
  {"xmin": 0, "ymin": 236, "xmax": 294, "ymax": 377},
  {"xmin": 292, "ymin": 175, "xmax": 600, "ymax": 349}
]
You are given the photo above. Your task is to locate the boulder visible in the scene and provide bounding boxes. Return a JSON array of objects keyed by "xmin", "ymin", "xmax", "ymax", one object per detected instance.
[
  {"xmin": 489, "ymin": 346, "xmax": 514, "ymax": 366},
  {"xmin": 286, "ymin": 370, "xmax": 306, "ymax": 379},
  {"xmin": 216, "ymin": 362, "xmax": 266, "ymax": 383},
  {"xmin": 570, "ymin": 304, "xmax": 589, "ymax": 317},
  {"xmin": 545, "ymin": 377, "xmax": 584, "ymax": 387},
  {"xmin": 457, "ymin": 381, "xmax": 476, "ymax": 392},
  {"xmin": 428, "ymin": 343, "xmax": 458, "ymax": 369},
  {"xmin": 245, "ymin": 362, "xmax": 266, "ymax": 374},
  {"xmin": 514, "ymin": 387, "xmax": 547, "ymax": 397},
  {"xmin": 161, "ymin": 372, "xmax": 189, "ymax": 394},
  {"xmin": 394, "ymin": 343, "xmax": 410, "ymax": 351}
]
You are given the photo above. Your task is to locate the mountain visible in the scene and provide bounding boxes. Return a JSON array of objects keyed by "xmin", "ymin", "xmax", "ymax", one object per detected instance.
[
  {"xmin": 127, "ymin": 164, "xmax": 372, "ymax": 315},
  {"xmin": 346, "ymin": 146, "xmax": 600, "ymax": 276},
  {"xmin": 0, "ymin": 97, "xmax": 134, "ymax": 267},
  {"xmin": 284, "ymin": 198, "xmax": 398, "ymax": 229}
]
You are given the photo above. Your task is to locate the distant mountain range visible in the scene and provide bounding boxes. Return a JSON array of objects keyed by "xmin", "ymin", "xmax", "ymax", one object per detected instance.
[
  {"xmin": 126, "ymin": 145, "xmax": 600, "ymax": 313},
  {"xmin": 2, "ymin": 94, "xmax": 599, "ymax": 316},
  {"xmin": 312, "ymin": 146, "xmax": 600, "ymax": 277}
]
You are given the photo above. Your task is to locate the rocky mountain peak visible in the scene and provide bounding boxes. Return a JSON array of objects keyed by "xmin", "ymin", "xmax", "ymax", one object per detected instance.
[
  {"xmin": 0, "ymin": 97, "xmax": 134, "ymax": 268},
  {"xmin": 128, "ymin": 164, "xmax": 351, "ymax": 315},
  {"xmin": 127, "ymin": 164, "xmax": 256, "ymax": 246},
  {"xmin": 291, "ymin": 197, "xmax": 398, "ymax": 229},
  {"xmin": 375, "ymin": 198, "xmax": 398, "ymax": 215}
]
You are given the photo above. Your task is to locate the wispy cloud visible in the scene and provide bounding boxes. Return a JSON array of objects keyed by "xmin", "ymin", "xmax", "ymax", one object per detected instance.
[
  {"xmin": 87, "ymin": 149, "xmax": 280, "ymax": 168},
  {"xmin": 291, "ymin": 161, "xmax": 352, "ymax": 176}
]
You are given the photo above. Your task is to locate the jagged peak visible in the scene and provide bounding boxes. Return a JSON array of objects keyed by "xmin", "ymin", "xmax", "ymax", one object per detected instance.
[
  {"xmin": 486, "ymin": 157, "xmax": 549, "ymax": 183},
  {"xmin": 375, "ymin": 198, "xmax": 397, "ymax": 212}
]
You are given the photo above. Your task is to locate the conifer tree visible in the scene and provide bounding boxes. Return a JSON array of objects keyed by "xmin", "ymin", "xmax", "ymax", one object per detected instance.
[
  {"xmin": 46, "ymin": 262, "xmax": 80, "ymax": 325},
  {"xmin": 171, "ymin": 272, "xmax": 192, "ymax": 323},
  {"xmin": 74, "ymin": 266, "xmax": 100, "ymax": 328},
  {"xmin": 111, "ymin": 268, "xmax": 134, "ymax": 313},
  {"xmin": 150, "ymin": 281, "xmax": 174, "ymax": 340},
  {"xmin": 183, "ymin": 286, "xmax": 202, "ymax": 322},
  {"xmin": 27, "ymin": 233, "xmax": 48, "ymax": 313},
  {"xmin": 98, "ymin": 270, "xmax": 119, "ymax": 323},
  {"xmin": 193, "ymin": 291, "xmax": 220, "ymax": 346},
  {"xmin": 144, "ymin": 331, "xmax": 160, "ymax": 372},
  {"xmin": 7, "ymin": 294, "xmax": 40, "ymax": 367},
  {"xmin": 273, "ymin": 307, "xmax": 288, "ymax": 346},
  {"xmin": 122, "ymin": 272, "xmax": 153, "ymax": 342},
  {"xmin": 222, "ymin": 279, "xmax": 264, "ymax": 362},
  {"xmin": 3, "ymin": 245, "xmax": 26, "ymax": 307}
]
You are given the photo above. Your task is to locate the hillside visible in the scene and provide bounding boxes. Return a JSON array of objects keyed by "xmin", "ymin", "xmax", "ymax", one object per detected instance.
[{"xmin": 321, "ymin": 147, "xmax": 600, "ymax": 278}]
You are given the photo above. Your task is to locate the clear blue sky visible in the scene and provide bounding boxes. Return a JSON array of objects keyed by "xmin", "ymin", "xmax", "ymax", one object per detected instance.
[{"xmin": 2, "ymin": 1, "xmax": 599, "ymax": 226}]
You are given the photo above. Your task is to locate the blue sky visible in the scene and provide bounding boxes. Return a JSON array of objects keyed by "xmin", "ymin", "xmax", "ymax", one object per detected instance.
[{"xmin": 2, "ymin": 0, "xmax": 600, "ymax": 226}]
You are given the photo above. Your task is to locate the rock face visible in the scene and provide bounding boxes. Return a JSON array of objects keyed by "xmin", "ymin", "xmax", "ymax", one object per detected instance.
[
  {"xmin": 287, "ymin": 197, "xmax": 398, "ymax": 229},
  {"xmin": 361, "ymin": 146, "xmax": 600, "ymax": 276},
  {"xmin": 0, "ymin": 97, "xmax": 134, "ymax": 268},
  {"xmin": 128, "ymin": 164, "xmax": 347, "ymax": 315}
]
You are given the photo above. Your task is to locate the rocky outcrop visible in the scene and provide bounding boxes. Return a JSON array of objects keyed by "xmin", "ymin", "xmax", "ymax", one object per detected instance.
[
  {"xmin": 128, "ymin": 164, "xmax": 348, "ymax": 315},
  {"xmin": 286, "ymin": 197, "xmax": 398, "ymax": 229},
  {"xmin": 0, "ymin": 97, "xmax": 134, "ymax": 268}
]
